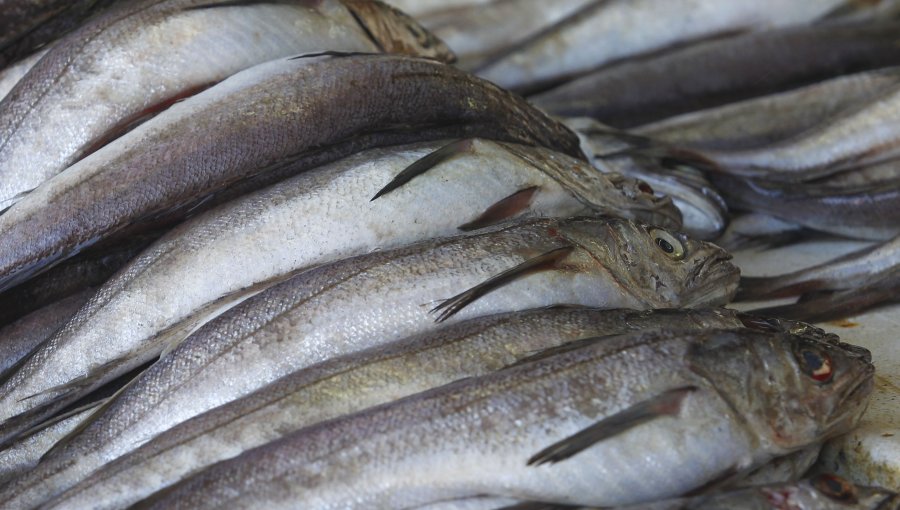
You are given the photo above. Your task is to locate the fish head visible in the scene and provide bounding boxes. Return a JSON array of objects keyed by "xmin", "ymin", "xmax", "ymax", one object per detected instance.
[
  {"xmin": 689, "ymin": 330, "xmax": 874, "ymax": 453},
  {"xmin": 342, "ymin": 0, "xmax": 456, "ymax": 63},
  {"xmin": 559, "ymin": 218, "xmax": 738, "ymax": 308},
  {"xmin": 780, "ymin": 475, "xmax": 900, "ymax": 510}
]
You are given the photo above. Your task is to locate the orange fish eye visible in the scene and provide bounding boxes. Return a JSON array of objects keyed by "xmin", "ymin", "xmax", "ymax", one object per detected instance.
[{"xmin": 814, "ymin": 474, "xmax": 858, "ymax": 503}]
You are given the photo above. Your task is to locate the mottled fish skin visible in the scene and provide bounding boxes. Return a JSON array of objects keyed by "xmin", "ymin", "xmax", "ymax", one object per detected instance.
[
  {"xmin": 738, "ymin": 235, "xmax": 900, "ymax": 301},
  {"xmin": 132, "ymin": 328, "xmax": 873, "ymax": 509},
  {"xmin": 0, "ymin": 53, "xmax": 580, "ymax": 295},
  {"xmin": 703, "ymin": 82, "xmax": 900, "ymax": 181},
  {"xmin": 0, "ymin": 138, "xmax": 629, "ymax": 454},
  {"xmin": 5, "ymin": 217, "xmax": 736, "ymax": 508},
  {"xmin": 0, "ymin": 0, "xmax": 452, "ymax": 209},
  {"xmin": 612, "ymin": 475, "xmax": 900, "ymax": 509},
  {"xmin": 473, "ymin": 0, "xmax": 846, "ymax": 93},
  {"xmin": 710, "ymin": 174, "xmax": 900, "ymax": 241},
  {"xmin": 418, "ymin": 0, "xmax": 594, "ymax": 71},
  {"xmin": 37, "ymin": 308, "xmax": 746, "ymax": 510},
  {"xmin": 636, "ymin": 67, "xmax": 900, "ymax": 151},
  {"xmin": 0, "ymin": 289, "xmax": 92, "ymax": 376},
  {"xmin": 530, "ymin": 20, "xmax": 900, "ymax": 128},
  {"xmin": 567, "ymin": 118, "xmax": 727, "ymax": 240}
]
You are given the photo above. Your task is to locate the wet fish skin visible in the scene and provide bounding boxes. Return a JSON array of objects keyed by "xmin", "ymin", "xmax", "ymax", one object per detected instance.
[
  {"xmin": 0, "ymin": 289, "xmax": 93, "ymax": 375},
  {"xmin": 736, "ymin": 444, "xmax": 823, "ymax": 487},
  {"xmin": 636, "ymin": 67, "xmax": 900, "ymax": 151},
  {"xmin": 0, "ymin": 408, "xmax": 93, "ymax": 486},
  {"xmin": 3, "ymin": 217, "xmax": 736, "ymax": 508},
  {"xmin": 567, "ymin": 118, "xmax": 727, "ymax": 240},
  {"xmin": 132, "ymin": 327, "xmax": 873, "ymax": 509},
  {"xmin": 40, "ymin": 308, "xmax": 746, "ymax": 510},
  {"xmin": 0, "ymin": 53, "xmax": 581, "ymax": 295},
  {"xmin": 710, "ymin": 173, "xmax": 900, "ymax": 241},
  {"xmin": 531, "ymin": 20, "xmax": 900, "ymax": 128},
  {"xmin": 0, "ymin": 137, "xmax": 631, "ymax": 454},
  {"xmin": 474, "ymin": 0, "xmax": 846, "ymax": 93},
  {"xmin": 738, "ymin": 235, "xmax": 900, "ymax": 300},
  {"xmin": 0, "ymin": 0, "xmax": 451, "ymax": 209},
  {"xmin": 0, "ymin": 47, "xmax": 48, "ymax": 102}
]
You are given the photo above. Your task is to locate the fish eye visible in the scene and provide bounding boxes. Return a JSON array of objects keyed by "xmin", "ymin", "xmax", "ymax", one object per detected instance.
[
  {"xmin": 637, "ymin": 181, "xmax": 654, "ymax": 195},
  {"xmin": 794, "ymin": 345, "xmax": 834, "ymax": 383},
  {"xmin": 649, "ymin": 229, "xmax": 684, "ymax": 260},
  {"xmin": 813, "ymin": 474, "xmax": 858, "ymax": 503}
]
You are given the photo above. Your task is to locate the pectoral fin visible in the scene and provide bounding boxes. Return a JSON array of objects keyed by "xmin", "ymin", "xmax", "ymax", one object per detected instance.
[
  {"xmin": 528, "ymin": 386, "xmax": 697, "ymax": 466},
  {"xmin": 431, "ymin": 246, "xmax": 574, "ymax": 323},
  {"xmin": 458, "ymin": 186, "xmax": 540, "ymax": 231},
  {"xmin": 371, "ymin": 139, "xmax": 474, "ymax": 200}
]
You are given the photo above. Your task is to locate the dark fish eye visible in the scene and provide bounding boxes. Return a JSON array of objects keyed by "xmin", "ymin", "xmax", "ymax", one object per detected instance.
[
  {"xmin": 649, "ymin": 229, "xmax": 685, "ymax": 260},
  {"xmin": 814, "ymin": 474, "xmax": 858, "ymax": 503},
  {"xmin": 638, "ymin": 181, "xmax": 654, "ymax": 194},
  {"xmin": 795, "ymin": 347, "xmax": 834, "ymax": 383}
]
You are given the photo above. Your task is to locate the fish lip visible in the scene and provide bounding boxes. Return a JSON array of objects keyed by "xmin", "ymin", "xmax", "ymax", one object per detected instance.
[
  {"xmin": 683, "ymin": 250, "xmax": 740, "ymax": 306},
  {"xmin": 824, "ymin": 362, "xmax": 876, "ymax": 436}
]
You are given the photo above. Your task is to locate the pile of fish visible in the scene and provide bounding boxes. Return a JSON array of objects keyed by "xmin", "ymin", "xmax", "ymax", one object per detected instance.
[{"xmin": 0, "ymin": 0, "xmax": 895, "ymax": 508}]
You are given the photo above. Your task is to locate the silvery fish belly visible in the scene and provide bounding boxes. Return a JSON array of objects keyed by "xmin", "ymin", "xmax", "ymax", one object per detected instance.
[
  {"xmin": 0, "ymin": 216, "xmax": 737, "ymax": 508},
  {"xmin": 35, "ymin": 308, "xmax": 746, "ymax": 510},
  {"xmin": 0, "ymin": 137, "xmax": 668, "ymax": 454},
  {"xmin": 0, "ymin": 0, "xmax": 452, "ymax": 208},
  {"xmin": 130, "ymin": 327, "xmax": 874, "ymax": 509}
]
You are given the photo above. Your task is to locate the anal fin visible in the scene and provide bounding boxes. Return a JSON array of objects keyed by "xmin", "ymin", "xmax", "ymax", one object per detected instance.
[{"xmin": 528, "ymin": 386, "xmax": 697, "ymax": 466}]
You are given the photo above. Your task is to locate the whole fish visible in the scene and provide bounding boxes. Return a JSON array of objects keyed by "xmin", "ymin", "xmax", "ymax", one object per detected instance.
[
  {"xmin": 608, "ymin": 474, "xmax": 900, "ymax": 509},
  {"xmin": 738, "ymin": 235, "xmax": 900, "ymax": 300},
  {"xmin": 636, "ymin": 67, "xmax": 900, "ymax": 151},
  {"xmin": 0, "ymin": 289, "xmax": 92, "ymax": 375},
  {"xmin": 3, "ymin": 217, "xmax": 736, "ymax": 507},
  {"xmin": 568, "ymin": 118, "xmax": 728, "ymax": 240},
  {"xmin": 0, "ymin": 0, "xmax": 452, "ymax": 209},
  {"xmin": 132, "ymin": 327, "xmax": 874, "ymax": 509},
  {"xmin": 0, "ymin": 53, "xmax": 581, "ymax": 295},
  {"xmin": 710, "ymin": 174, "xmax": 900, "ymax": 241},
  {"xmin": 704, "ymin": 83, "xmax": 900, "ymax": 181},
  {"xmin": 0, "ymin": 138, "xmax": 657, "ymax": 448},
  {"xmin": 34, "ymin": 308, "xmax": 747, "ymax": 509},
  {"xmin": 530, "ymin": 21, "xmax": 900, "ymax": 127},
  {"xmin": 0, "ymin": 0, "xmax": 119, "ymax": 68},
  {"xmin": 417, "ymin": 0, "xmax": 594, "ymax": 70},
  {"xmin": 473, "ymin": 0, "xmax": 846, "ymax": 93}
]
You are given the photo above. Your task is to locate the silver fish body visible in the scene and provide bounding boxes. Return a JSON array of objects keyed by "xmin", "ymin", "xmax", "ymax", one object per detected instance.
[
  {"xmin": 38, "ymin": 308, "xmax": 746, "ymax": 509},
  {"xmin": 474, "ymin": 0, "xmax": 845, "ymax": 93},
  {"xmin": 0, "ymin": 217, "xmax": 736, "ymax": 507},
  {"xmin": 132, "ymin": 327, "xmax": 874, "ymax": 509},
  {"xmin": 0, "ymin": 0, "xmax": 451, "ymax": 208},
  {"xmin": 636, "ymin": 67, "xmax": 900, "ymax": 151},
  {"xmin": 0, "ymin": 53, "xmax": 578, "ymax": 295},
  {"xmin": 0, "ymin": 138, "xmax": 656, "ymax": 452}
]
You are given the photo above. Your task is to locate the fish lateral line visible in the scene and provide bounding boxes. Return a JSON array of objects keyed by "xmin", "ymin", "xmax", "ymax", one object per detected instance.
[
  {"xmin": 431, "ymin": 245, "xmax": 575, "ymax": 323},
  {"xmin": 371, "ymin": 138, "xmax": 474, "ymax": 201},
  {"xmin": 527, "ymin": 385, "xmax": 698, "ymax": 466}
]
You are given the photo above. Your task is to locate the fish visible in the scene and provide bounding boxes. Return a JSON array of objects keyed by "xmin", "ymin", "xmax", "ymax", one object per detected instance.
[
  {"xmin": 33, "ymin": 308, "xmax": 747, "ymax": 509},
  {"xmin": 738, "ymin": 235, "xmax": 900, "ymax": 301},
  {"xmin": 0, "ymin": 0, "xmax": 453, "ymax": 209},
  {"xmin": 736, "ymin": 444, "xmax": 824, "ymax": 487},
  {"xmin": 472, "ymin": 0, "xmax": 847, "ymax": 93},
  {"xmin": 0, "ymin": 137, "xmax": 658, "ymax": 449},
  {"xmin": 530, "ymin": 20, "xmax": 900, "ymax": 128},
  {"xmin": 0, "ymin": 216, "xmax": 736, "ymax": 505},
  {"xmin": 416, "ymin": 0, "xmax": 594, "ymax": 71},
  {"xmin": 0, "ymin": 47, "xmax": 48, "ymax": 101},
  {"xmin": 636, "ymin": 67, "xmax": 900, "ymax": 151},
  {"xmin": 0, "ymin": 408, "xmax": 93, "ymax": 487},
  {"xmin": 749, "ymin": 267, "xmax": 900, "ymax": 323},
  {"xmin": 0, "ymin": 53, "xmax": 581, "ymax": 295},
  {"xmin": 603, "ymin": 474, "xmax": 900, "ymax": 509},
  {"xmin": 0, "ymin": 233, "xmax": 155, "ymax": 327},
  {"xmin": 130, "ymin": 327, "xmax": 874, "ymax": 509},
  {"xmin": 567, "ymin": 118, "xmax": 728, "ymax": 240},
  {"xmin": 812, "ymin": 156, "xmax": 900, "ymax": 187},
  {"xmin": 0, "ymin": 289, "xmax": 93, "ymax": 375},
  {"xmin": 714, "ymin": 213, "xmax": 808, "ymax": 252},
  {"xmin": 710, "ymin": 174, "xmax": 900, "ymax": 240},
  {"xmin": 703, "ymin": 82, "xmax": 900, "ymax": 182}
]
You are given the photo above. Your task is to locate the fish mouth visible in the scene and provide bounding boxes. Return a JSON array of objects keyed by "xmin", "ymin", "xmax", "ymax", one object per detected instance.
[
  {"xmin": 684, "ymin": 250, "xmax": 740, "ymax": 307},
  {"xmin": 823, "ymin": 362, "xmax": 876, "ymax": 437}
]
